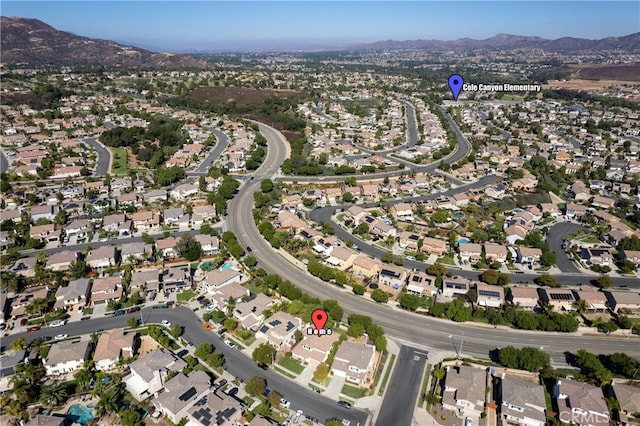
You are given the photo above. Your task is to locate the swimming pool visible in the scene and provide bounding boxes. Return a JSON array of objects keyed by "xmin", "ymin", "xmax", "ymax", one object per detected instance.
[
  {"xmin": 457, "ymin": 238, "xmax": 471, "ymax": 244},
  {"xmin": 200, "ymin": 261, "xmax": 215, "ymax": 271},
  {"xmin": 220, "ymin": 263, "xmax": 233, "ymax": 271},
  {"xmin": 67, "ymin": 403, "xmax": 95, "ymax": 426}
]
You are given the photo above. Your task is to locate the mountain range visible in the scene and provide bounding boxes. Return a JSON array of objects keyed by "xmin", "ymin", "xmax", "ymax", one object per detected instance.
[{"xmin": 1, "ymin": 16, "xmax": 638, "ymax": 69}]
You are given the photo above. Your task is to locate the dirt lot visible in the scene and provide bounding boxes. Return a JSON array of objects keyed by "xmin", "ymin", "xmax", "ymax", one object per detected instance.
[
  {"xmin": 544, "ymin": 79, "xmax": 637, "ymax": 90},
  {"xmin": 188, "ymin": 86, "xmax": 306, "ymax": 109},
  {"xmin": 138, "ymin": 335, "xmax": 160, "ymax": 355}
]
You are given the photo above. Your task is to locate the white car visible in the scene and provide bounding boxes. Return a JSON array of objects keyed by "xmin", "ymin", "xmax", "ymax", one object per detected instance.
[
  {"xmin": 280, "ymin": 398, "xmax": 291, "ymax": 408},
  {"xmin": 49, "ymin": 320, "xmax": 66, "ymax": 328},
  {"xmin": 54, "ymin": 334, "xmax": 68, "ymax": 340},
  {"xmin": 205, "ymin": 304, "xmax": 216, "ymax": 313},
  {"xmin": 465, "ymin": 418, "xmax": 473, "ymax": 426},
  {"xmin": 224, "ymin": 339, "xmax": 235, "ymax": 349},
  {"xmin": 162, "ymin": 320, "xmax": 171, "ymax": 327}
]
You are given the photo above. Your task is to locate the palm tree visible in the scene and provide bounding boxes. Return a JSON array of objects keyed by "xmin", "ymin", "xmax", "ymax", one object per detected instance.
[
  {"xmin": 572, "ymin": 299, "xmax": 588, "ymax": 314},
  {"xmin": 74, "ymin": 368, "xmax": 93, "ymax": 393},
  {"xmin": 10, "ymin": 337, "xmax": 26, "ymax": 351},
  {"xmin": 25, "ymin": 297, "xmax": 48, "ymax": 317},
  {"xmin": 40, "ymin": 382, "xmax": 68, "ymax": 408},
  {"xmin": 95, "ymin": 385, "xmax": 122, "ymax": 417}
]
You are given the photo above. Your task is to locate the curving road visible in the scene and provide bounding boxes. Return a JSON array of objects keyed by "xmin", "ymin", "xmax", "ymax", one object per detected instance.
[
  {"xmin": 83, "ymin": 137, "xmax": 111, "ymax": 177},
  {"xmin": 2, "ymin": 307, "xmax": 367, "ymax": 426},
  {"xmin": 188, "ymin": 129, "xmax": 231, "ymax": 176},
  {"xmin": 227, "ymin": 120, "xmax": 640, "ymax": 367}
]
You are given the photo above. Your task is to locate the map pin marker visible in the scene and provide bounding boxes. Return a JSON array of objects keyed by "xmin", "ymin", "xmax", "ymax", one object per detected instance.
[
  {"xmin": 311, "ymin": 309, "xmax": 328, "ymax": 334},
  {"xmin": 448, "ymin": 74, "xmax": 464, "ymax": 101}
]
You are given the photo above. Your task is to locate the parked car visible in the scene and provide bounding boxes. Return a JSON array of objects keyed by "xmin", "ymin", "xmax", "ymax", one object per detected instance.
[
  {"xmin": 27, "ymin": 326, "xmax": 40, "ymax": 333},
  {"xmin": 205, "ymin": 304, "xmax": 216, "ymax": 313},
  {"xmin": 54, "ymin": 334, "xmax": 68, "ymax": 340},
  {"xmin": 280, "ymin": 398, "xmax": 291, "ymax": 408},
  {"xmin": 337, "ymin": 401, "xmax": 351, "ymax": 409},
  {"xmin": 177, "ymin": 349, "xmax": 188, "ymax": 358},
  {"xmin": 113, "ymin": 310, "xmax": 125, "ymax": 316},
  {"xmin": 80, "ymin": 316, "xmax": 91, "ymax": 321},
  {"xmin": 20, "ymin": 318, "xmax": 27, "ymax": 326},
  {"xmin": 161, "ymin": 320, "xmax": 171, "ymax": 327},
  {"xmin": 217, "ymin": 327, "xmax": 227, "ymax": 335},
  {"xmin": 49, "ymin": 320, "xmax": 66, "ymax": 328},
  {"xmin": 465, "ymin": 418, "xmax": 473, "ymax": 426},
  {"xmin": 224, "ymin": 339, "xmax": 235, "ymax": 349},
  {"xmin": 127, "ymin": 306, "xmax": 140, "ymax": 313},
  {"xmin": 216, "ymin": 379, "xmax": 227, "ymax": 389}
]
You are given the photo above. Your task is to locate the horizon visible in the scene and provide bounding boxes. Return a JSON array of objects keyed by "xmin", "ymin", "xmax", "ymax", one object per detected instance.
[{"xmin": 2, "ymin": 1, "xmax": 639, "ymax": 52}]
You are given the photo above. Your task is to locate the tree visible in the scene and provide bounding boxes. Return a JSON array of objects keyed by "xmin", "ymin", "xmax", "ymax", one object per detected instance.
[
  {"xmin": 596, "ymin": 275, "xmax": 613, "ymax": 289},
  {"xmin": 176, "ymin": 233, "xmax": 203, "ymax": 261},
  {"xmin": 371, "ymin": 289, "xmax": 390, "ymax": 303},
  {"xmin": 325, "ymin": 418, "xmax": 344, "ymax": 426},
  {"xmin": 314, "ymin": 363, "xmax": 330, "ymax": 381},
  {"xmin": 342, "ymin": 192, "xmax": 354, "ymax": 203},
  {"xmin": 398, "ymin": 293, "xmax": 422, "ymax": 311},
  {"xmin": 535, "ymin": 274, "xmax": 559, "ymax": 288},
  {"xmin": 244, "ymin": 256, "xmax": 257, "ymax": 268},
  {"xmin": 480, "ymin": 269, "xmax": 500, "ymax": 285},
  {"xmin": 267, "ymin": 389, "xmax": 282, "ymax": 407},
  {"xmin": 68, "ymin": 259, "xmax": 89, "ymax": 279},
  {"xmin": 352, "ymin": 284, "xmax": 365, "ymax": 295},
  {"xmin": 127, "ymin": 317, "xmax": 139, "ymax": 328},
  {"xmin": 252, "ymin": 343, "xmax": 276, "ymax": 366},
  {"xmin": 245, "ymin": 376, "xmax": 267, "ymax": 396},
  {"xmin": 431, "ymin": 209, "xmax": 450, "ymax": 223},
  {"xmin": 322, "ymin": 300, "xmax": 343, "ymax": 322},
  {"xmin": 260, "ymin": 179, "xmax": 274, "ymax": 193},
  {"xmin": 427, "ymin": 263, "xmax": 448, "ymax": 277},
  {"xmin": 10, "ymin": 337, "xmax": 27, "ymax": 351},
  {"xmin": 95, "ymin": 384, "xmax": 123, "ymax": 417},
  {"xmin": 574, "ymin": 349, "xmax": 613, "ymax": 386},
  {"xmin": 170, "ymin": 324, "xmax": 182, "ymax": 338},
  {"xmin": 572, "ymin": 299, "xmax": 588, "ymax": 314},
  {"xmin": 74, "ymin": 367, "xmax": 93, "ymax": 393},
  {"xmin": 40, "ymin": 382, "xmax": 68, "ymax": 408},
  {"xmin": 224, "ymin": 318, "xmax": 238, "ymax": 331},
  {"xmin": 598, "ymin": 321, "xmax": 618, "ymax": 335}
]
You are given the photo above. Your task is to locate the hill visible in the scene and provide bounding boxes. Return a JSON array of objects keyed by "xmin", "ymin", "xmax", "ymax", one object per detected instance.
[{"xmin": 0, "ymin": 16, "xmax": 209, "ymax": 68}]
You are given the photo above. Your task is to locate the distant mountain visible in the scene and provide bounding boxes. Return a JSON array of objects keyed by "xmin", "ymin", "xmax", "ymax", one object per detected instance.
[
  {"xmin": 0, "ymin": 16, "xmax": 209, "ymax": 68},
  {"xmin": 354, "ymin": 32, "xmax": 640, "ymax": 52}
]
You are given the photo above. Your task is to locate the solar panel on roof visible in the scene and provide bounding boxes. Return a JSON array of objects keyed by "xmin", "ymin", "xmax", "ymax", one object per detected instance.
[
  {"xmin": 259, "ymin": 325, "xmax": 269, "ymax": 333},
  {"xmin": 409, "ymin": 234, "xmax": 419, "ymax": 241},
  {"xmin": 479, "ymin": 290, "xmax": 501, "ymax": 298},
  {"xmin": 550, "ymin": 293, "xmax": 573, "ymax": 300},
  {"xmin": 381, "ymin": 269, "xmax": 399, "ymax": 277},
  {"xmin": 286, "ymin": 321, "xmax": 295, "ymax": 332},
  {"xmin": 269, "ymin": 319, "xmax": 281, "ymax": 326},
  {"xmin": 411, "ymin": 276, "xmax": 422, "ymax": 282},
  {"xmin": 179, "ymin": 387, "xmax": 197, "ymax": 401}
]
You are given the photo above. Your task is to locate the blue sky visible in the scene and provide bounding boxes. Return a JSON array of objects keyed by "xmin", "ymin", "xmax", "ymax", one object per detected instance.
[{"xmin": 2, "ymin": 1, "xmax": 639, "ymax": 51}]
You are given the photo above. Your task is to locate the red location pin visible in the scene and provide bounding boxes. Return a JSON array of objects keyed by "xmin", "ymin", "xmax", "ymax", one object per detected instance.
[{"xmin": 311, "ymin": 309, "xmax": 328, "ymax": 334}]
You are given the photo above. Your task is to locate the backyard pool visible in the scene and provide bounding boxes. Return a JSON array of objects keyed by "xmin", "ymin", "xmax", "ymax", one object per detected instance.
[
  {"xmin": 200, "ymin": 261, "xmax": 215, "ymax": 271},
  {"xmin": 453, "ymin": 211, "xmax": 464, "ymax": 219},
  {"xmin": 67, "ymin": 403, "xmax": 95, "ymax": 426},
  {"xmin": 220, "ymin": 263, "xmax": 233, "ymax": 271}
]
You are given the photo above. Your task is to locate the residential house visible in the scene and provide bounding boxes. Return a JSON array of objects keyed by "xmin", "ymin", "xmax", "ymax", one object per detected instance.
[
  {"xmin": 29, "ymin": 204, "xmax": 56, "ymax": 222},
  {"xmin": 324, "ymin": 246, "xmax": 358, "ymax": 271},
  {"xmin": 163, "ymin": 266, "xmax": 191, "ymax": 292},
  {"xmin": 53, "ymin": 278, "xmax": 91, "ymax": 310},
  {"xmin": 391, "ymin": 202, "xmax": 413, "ymax": 222},
  {"xmin": 234, "ymin": 294, "xmax": 274, "ymax": 331},
  {"xmin": 86, "ymin": 245, "xmax": 118, "ymax": 269},
  {"xmin": 554, "ymin": 378, "xmax": 609, "ymax": 426},
  {"xmin": 131, "ymin": 269, "xmax": 160, "ymax": 293},
  {"xmin": 564, "ymin": 203, "xmax": 587, "ymax": 220},
  {"xmin": 103, "ymin": 213, "xmax": 132, "ymax": 236},
  {"xmin": 184, "ymin": 390, "xmax": 244, "ymax": 426},
  {"xmin": 125, "ymin": 349, "xmax": 187, "ymax": 401},
  {"xmin": 3, "ymin": 257, "xmax": 37, "ymax": 278},
  {"xmin": 619, "ymin": 249, "xmax": 640, "ymax": 266},
  {"xmin": 90, "ymin": 276, "xmax": 124, "ymax": 305},
  {"xmin": 421, "ymin": 237, "xmax": 447, "ymax": 256},
  {"xmin": 255, "ymin": 311, "xmax": 303, "ymax": 350},
  {"xmin": 442, "ymin": 276, "xmax": 470, "ymax": 298},
  {"xmin": 378, "ymin": 264, "xmax": 408, "ymax": 289},
  {"xmin": 344, "ymin": 205, "xmax": 367, "ymax": 226},
  {"xmin": 131, "ymin": 211, "xmax": 161, "ymax": 233},
  {"xmin": 500, "ymin": 376, "xmax": 546, "ymax": 426},
  {"xmin": 605, "ymin": 290, "xmax": 640, "ymax": 315},
  {"xmin": 208, "ymin": 283, "xmax": 248, "ymax": 312},
  {"xmin": 156, "ymin": 237, "xmax": 180, "ymax": 258},
  {"xmin": 398, "ymin": 231, "xmax": 421, "ymax": 251},
  {"xmin": 43, "ymin": 340, "xmax": 91, "ymax": 376},
  {"xmin": 94, "ymin": 328, "xmax": 137, "ymax": 371},
  {"xmin": 198, "ymin": 268, "xmax": 243, "ymax": 294},
  {"xmin": 64, "ymin": 219, "xmax": 92, "ymax": 238},
  {"xmin": 121, "ymin": 242, "xmax": 153, "ymax": 263},
  {"xmin": 351, "ymin": 255, "xmax": 382, "ymax": 279},
  {"xmin": 610, "ymin": 382, "xmax": 640, "ymax": 425},
  {"xmin": 442, "ymin": 365, "xmax": 486, "ymax": 417},
  {"xmin": 163, "ymin": 207, "xmax": 188, "ymax": 226},
  {"xmin": 517, "ymin": 247, "xmax": 542, "ymax": 265},
  {"xmin": 292, "ymin": 331, "xmax": 340, "ymax": 365},
  {"xmin": 23, "ymin": 414, "xmax": 66, "ymax": 426},
  {"xmin": 406, "ymin": 271, "xmax": 437, "ymax": 296},
  {"xmin": 46, "ymin": 250, "xmax": 78, "ymax": 271},
  {"xmin": 573, "ymin": 290, "xmax": 608, "ymax": 313},
  {"xmin": 591, "ymin": 195, "xmax": 616, "ymax": 210},
  {"xmin": 170, "ymin": 183, "xmax": 199, "ymax": 200},
  {"xmin": 331, "ymin": 340, "xmax": 377, "ymax": 386},
  {"xmin": 192, "ymin": 205, "xmax": 217, "ymax": 226},
  {"xmin": 8, "ymin": 287, "xmax": 50, "ymax": 318},
  {"xmin": 459, "ymin": 243, "xmax": 483, "ymax": 264},
  {"xmin": 475, "ymin": 283, "xmax": 505, "ymax": 308},
  {"xmin": 30, "ymin": 223, "xmax": 61, "ymax": 244},
  {"xmin": 484, "ymin": 243, "xmax": 508, "ymax": 264},
  {"xmin": 508, "ymin": 286, "xmax": 540, "ymax": 311},
  {"xmin": 194, "ymin": 234, "xmax": 219, "ymax": 254},
  {"xmin": 505, "ymin": 225, "xmax": 528, "ymax": 245},
  {"xmin": 539, "ymin": 288, "xmax": 575, "ymax": 312},
  {"xmin": 579, "ymin": 248, "xmax": 613, "ymax": 267}
]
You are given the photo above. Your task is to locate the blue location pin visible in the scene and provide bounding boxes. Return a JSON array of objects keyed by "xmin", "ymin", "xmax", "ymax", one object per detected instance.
[{"xmin": 448, "ymin": 74, "xmax": 464, "ymax": 101}]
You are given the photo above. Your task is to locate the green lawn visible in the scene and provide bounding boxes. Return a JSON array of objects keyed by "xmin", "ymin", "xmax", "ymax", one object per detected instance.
[
  {"xmin": 311, "ymin": 376, "xmax": 332, "ymax": 387},
  {"xmin": 274, "ymin": 367, "xmax": 297, "ymax": 379},
  {"xmin": 418, "ymin": 363, "xmax": 432, "ymax": 408},
  {"xmin": 436, "ymin": 254, "xmax": 457, "ymax": 266},
  {"xmin": 378, "ymin": 353, "xmax": 397, "ymax": 396},
  {"xmin": 341, "ymin": 384, "xmax": 368, "ymax": 399},
  {"xmin": 277, "ymin": 357, "xmax": 305, "ymax": 375},
  {"xmin": 177, "ymin": 290, "xmax": 197, "ymax": 303},
  {"xmin": 110, "ymin": 147, "xmax": 130, "ymax": 175}
]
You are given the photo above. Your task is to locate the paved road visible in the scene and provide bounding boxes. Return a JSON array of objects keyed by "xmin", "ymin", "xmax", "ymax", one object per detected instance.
[
  {"xmin": 376, "ymin": 346, "xmax": 428, "ymax": 426},
  {"xmin": 0, "ymin": 151, "xmax": 8, "ymax": 174},
  {"xmin": 2, "ymin": 306, "xmax": 368, "ymax": 426},
  {"xmin": 83, "ymin": 137, "xmax": 111, "ymax": 177},
  {"xmin": 547, "ymin": 222, "xmax": 591, "ymax": 273},
  {"xmin": 188, "ymin": 129, "xmax": 230, "ymax": 176},
  {"xmin": 227, "ymin": 121, "xmax": 640, "ymax": 367}
]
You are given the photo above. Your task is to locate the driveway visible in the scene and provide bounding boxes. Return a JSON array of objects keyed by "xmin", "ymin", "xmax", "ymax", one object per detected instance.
[{"xmin": 547, "ymin": 222, "xmax": 590, "ymax": 273}]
